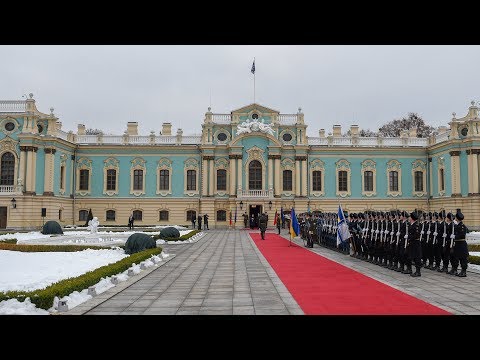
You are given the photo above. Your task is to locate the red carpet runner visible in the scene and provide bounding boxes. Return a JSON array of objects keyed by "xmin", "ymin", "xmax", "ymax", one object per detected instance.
[{"xmin": 250, "ymin": 233, "xmax": 450, "ymax": 315}]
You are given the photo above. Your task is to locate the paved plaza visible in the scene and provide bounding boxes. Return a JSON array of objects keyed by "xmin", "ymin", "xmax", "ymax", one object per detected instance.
[{"xmin": 66, "ymin": 230, "xmax": 480, "ymax": 315}]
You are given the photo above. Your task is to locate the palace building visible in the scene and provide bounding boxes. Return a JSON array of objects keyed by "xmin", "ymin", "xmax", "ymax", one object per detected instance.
[{"xmin": 0, "ymin": 95, "xmax": 479, "ymax": 229}]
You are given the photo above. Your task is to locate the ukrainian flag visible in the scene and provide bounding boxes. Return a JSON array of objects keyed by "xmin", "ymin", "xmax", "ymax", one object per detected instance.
[{"xmin": 290, "ymin": 208, "xmax": 300, "ymax": 239}]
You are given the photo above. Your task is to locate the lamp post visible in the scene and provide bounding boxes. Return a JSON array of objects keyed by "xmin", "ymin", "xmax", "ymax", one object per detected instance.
[
  {"xmin": 240, "ymin": 201, "xmax": 243, "ymax": 210},
  {"xmin": 11, "ymin": 198, "xmax": 16, "ymax": 209},
  {"xmin": 268, "ymin": 200, "xmax": 272, "ymax": 210}
]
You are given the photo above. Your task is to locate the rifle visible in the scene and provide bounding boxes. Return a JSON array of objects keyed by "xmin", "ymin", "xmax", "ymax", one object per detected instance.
[
  {"xmin": 396, "ymin": 219, "xmax": 401, "ymax": 246},
  {"xmin": 404, "ymin": 220, "xmax": 409, "ymax": 249},
  {"xmin": 442, "ymin": 220, "xmax": 447, "ymax": 248},
  {"xmin": 450, "ymin": 220, "xmax": 455, "ymax": 249},
  {"xmin": 390, "ymin": 219, "xmax": 395, "ymax": 244},
  {"xmin": 432, "ymin": 220, "xmax": 438, "ymax": 245}
]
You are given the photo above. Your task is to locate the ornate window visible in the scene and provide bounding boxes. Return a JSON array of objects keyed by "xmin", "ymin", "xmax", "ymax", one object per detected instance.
[
  {"xmin": 249, "ymin": 160, "xmax": 262, "ymax": 190},
  {"xmin": 281, "ymin": 158, "xmax": 295, "ymax": 196},
  {"xmin": 159, "ymin": 210, "xmax": 169, "ymax": 221},
  {"xmin": 309, "ymin": 159, "xmax": 325, "ymax": 197},
  {"xmin": 279, "ymin": 129, "xmax": 295, "ymax": 145},
  {"xmin": 103, "ymin": 157, "xmax": 119, "ymax": 196},
  {"xmin": 361, "ymin": 159, "xmax": 376, "ymax": 197},
  {"xmin": 133, "ymin": 210, "xmax": 142, "ymax": 221},
  {"xmin": 386, "ymin": 160, "xmax": 402, "ymax": 197},
  {"xmin": 215, "ymin": 158, "xmax": 229, "ymax": 195},
  {"xmin": 1, "ymin": 117, "xmax": 19, "ymax": 135},
  {"xmin": 0, "ymin": 152, "xmax": 15, "ymax": 185},
  {"xmin": 213, "ymin": 128, "xmax": 231, "ymax": 144},
  {"xmin": 245, "ymin": 146, "xmax": 266, "ymax": 191},
  {"xmin": 130, "ymin": 157, "xmax": 146, "ymax": 196},
  {"xmin": 412, "ymin": 159, "xmax": 426, "ymax": 197},
  {"xmin": 184, "ymin": 158, "xmax": 199, "ymax": 196},
  {"xmin": 79, "ymin": 170, "xmax": 89, "ymax": 191},
  {"xmin": 79, "ymin": 210, "xmax": 88, "ymax": 221},
  {"xmin": 186, "ymin": 210, "xmax": 196, "ymax": 222},
  {"xmin": 106, "ymin": 210, "xmax": 116, "ymax": 221},
  {"xmin": 156, "ymin": 158, "xmax": 172, "ymax": 196},
  {"xmin": 217, "ymin": 210, "xmax": 227, "ymax": 221},
  {"xmin": 59, "ymin": 153, "xmax": 67, "ymax": 195},
  {"xmin": 335, "ymin": 159, "xmax": 351, "ymax": 197},
  {"xmin": 283, "ymin": 170, "xmax": 293, "ymax": 191},
  {"xmin": 437, "ymin": 156, "xmax": 445, "ymax": 196},
  {"xmin": 76, "ymin": 158, "xmax": 92, "ymax": 196},
  {"xmin": 217, "ymin": 169, "xmax": 227, "ymax": 191}
]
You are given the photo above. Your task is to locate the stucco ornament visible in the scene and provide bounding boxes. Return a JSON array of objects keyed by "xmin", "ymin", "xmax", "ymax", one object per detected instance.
[{"xmin": 237, "ymin": 118, "xmax": 275, "ymax": 136}]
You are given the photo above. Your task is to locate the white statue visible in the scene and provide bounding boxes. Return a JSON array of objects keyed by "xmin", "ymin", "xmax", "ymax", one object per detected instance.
[
  {"xmin": 88, "ymin": 216, "xmax": 99, "ymax": 234},
  {"xmin": 236, "ymin": 118, "xmax": 275, "ymax": 136},
  {"xmin": 258, "ymin": 120, "xmax": 275, "ymax": 136},
  {"xmin": 236, "ymin": 120, "xmax": 252, "ymax": 135}
]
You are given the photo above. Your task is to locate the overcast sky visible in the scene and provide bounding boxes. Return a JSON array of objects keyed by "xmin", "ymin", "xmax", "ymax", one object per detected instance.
[{"xmin": 1, "ymin": 45, "xmax": 479, "ymax": 137}]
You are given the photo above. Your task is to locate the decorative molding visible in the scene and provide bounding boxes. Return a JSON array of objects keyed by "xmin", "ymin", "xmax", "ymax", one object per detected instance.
[
  {"xmin": 309, "ymin": 159, "xmax": 325, "ymax": 197},
  {"xmin": 295, "ymin": 156, "xmax": 307, "ymax": 161},
  {"xmin": 103, "ymin": 157, "xmax": 119, "ymax": 196},
  {"xmin": 335, "ymin": 159, "xmax": 351, "ymax": 197},
  {"xmin": 214, "ymin": 157, "xmax": 229, "ymax": 195},
  {"xmin": 229, "ymin": 154, "xmax": 242, "ymax": 159},
  {"xmin": 202, "ymin": 155, "xmax": 215, "ymax": 161},
  {"xmin": 361, "ymin": 159, "xmax": 377, "ymax": 197},
  {"xmin": 59, "ymin": 153, "xmax": 67, "ymax": 195},
  {"xmin": 412, "ymin": 159, "xmax": 427, "ymax": 197},
  {"xmin": 156, "ymin": 158, "xmax": 172, "ymax": 196},
  {"xmin": 279, "ymin": 129, "xmax": 295, "ymax": 145},
  {"xmin": 268, "ymin": 154, "xmax": 281, "ymax": 160},
  {"xmin": 471, "ymin": 149, "xmax": 480, "ymax": 155},
  {"xmin": 18, "ymin": 146, "xmax": 38, "ymax": 152},
  {"xmin": 386, "ymin": 159, "xmax": 402, "ymax": 197},
  {"xmin": 449, "ymin": 151, "xmax": 461, "ymax": 157},
  {"xmin": 246, "ymin": 146, "xmax": 266, "ymax": 190},
  {"xmin": 130, "ymin": 157, "xmax": 146, "ymax": 197},
  {"xmin": 437, "ymin": 156, "xmax": 446, "ymax": 197},
  {"xmin": 76, "ymin": 157, "xmax": 92, "ymax": 196},
  {"xmin": 1, "ymin": 117, "xmax": 20, "ymax": 135},
  {"xmin": 213, "ymin": 128, "xmax": 231, "ymax": 144},
  {"xmin": 184, "ymin": 158, "xmax": 199, "ymax": 196}
]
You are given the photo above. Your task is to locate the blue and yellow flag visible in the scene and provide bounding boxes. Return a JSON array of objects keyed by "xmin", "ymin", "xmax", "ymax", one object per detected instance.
[{"xmin": 290, "ymin": 208, "xmax": 300, "ymax": 239}]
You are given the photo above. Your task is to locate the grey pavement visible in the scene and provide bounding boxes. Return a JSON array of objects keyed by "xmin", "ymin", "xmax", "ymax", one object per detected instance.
[{"xmin": 68, "ymin": 229, "xmax": 480, "ymax": 315}]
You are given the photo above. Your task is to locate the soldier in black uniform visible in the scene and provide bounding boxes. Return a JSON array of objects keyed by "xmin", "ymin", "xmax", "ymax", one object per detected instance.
[
  {"xmin": 434, "ymin": 211, "xmax": 446, "ymax": 272},
  {"xmin": 305, "ymin": 212, "xmax": 314, "ymax": 248},
  {"xmin": 443, "ymin": 212, "xmax": 454, "ymax": 273},
  {"xmin": 407, "ymin": 211, "xmax": 422, "ymax": 277},
  {"xmin": 448, "ymin": 211, "xmax": 469, "ymax": 277},
  {"xmin": 399, "ymin": 211, "xmax": 410, "ymax": 274}
]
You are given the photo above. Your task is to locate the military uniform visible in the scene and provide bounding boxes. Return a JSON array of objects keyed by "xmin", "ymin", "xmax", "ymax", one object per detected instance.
[
  {"xmin": 448, "ymin": 211, "xmax": 469, "ymax": 277},
  {"xmin": 407, "ymin": 212, "xmax": 422, "ymax": 277}
]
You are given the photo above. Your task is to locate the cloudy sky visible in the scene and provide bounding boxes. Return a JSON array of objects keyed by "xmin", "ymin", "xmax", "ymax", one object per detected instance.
[{"xmin": 1, "ymin": 45, "xmax": 479, "ymax": 137}]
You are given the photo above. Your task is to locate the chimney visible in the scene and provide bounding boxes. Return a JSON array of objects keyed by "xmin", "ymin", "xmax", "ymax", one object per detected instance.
[
  {"xmin": 409, "ymin": 127, "xmax": 417, "ymax": 138},
  {"xmin": 77, "ymin": 124, "xmax": 85, "ymax": 135},
  {"xmin": 333, "ymin": 125, "xmax": 342, "ymax": 137},
  {"xmin": 162, "ymin": 122, "xmax": 172, "ymax": 135},
  {"xmin": 319, "ymin": 129, "xmax": 325, "ymax": 138},
  {"xmin": 127, "ymin": 122, "xmax": 138, "ymax": 136},
  {"xmin": 350, "ymin": 124, "xmax": 359, "ymax": 137}
]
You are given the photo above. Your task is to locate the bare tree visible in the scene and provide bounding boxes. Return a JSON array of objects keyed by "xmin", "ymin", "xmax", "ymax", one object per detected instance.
[
  {"xmin": 85, "ymin": 128, "xmax": 102, "ymax": 135},
  {"xmin": 346, "ymin": 128, "xmax": 378, "ymax": 137},
  {"xmin": 378, "ymin": 113, "xmax": 434, "ymax": 138}
]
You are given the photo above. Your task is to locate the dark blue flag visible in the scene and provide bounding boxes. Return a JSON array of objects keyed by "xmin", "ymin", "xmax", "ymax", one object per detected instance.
[{"xmin": 251, "ymin": 60, "xmax": 255, "ymax": 74}]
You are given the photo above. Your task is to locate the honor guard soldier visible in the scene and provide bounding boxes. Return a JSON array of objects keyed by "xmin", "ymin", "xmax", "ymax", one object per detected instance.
[
  {"xmin": 425, "ymin": 212, "xmax": 436, "ymax": 270},
  {"xmin": 443, "ymin": 212, "xmax": 454, "ymax": 273},
  {"xmin": 305, "ymin": 212, "xmax": 314, "ymax": 248},
  {"xmin": 435, "ymin": 211, "xmax": 446, "ymax": 272},
  {"xmin": 407, "ymin": 211, "xmax": 422, "ymax": 277},
  {"xmin": 448, "ymin": 210, "xmax": 469, "ymax": 277},
  {"xmin": 397, "ymin": 211, "xmax": 408, "ymax": 273},
  {"xmin": 419, "ymin": 212, "xmax": 428, "ymax": 267}
]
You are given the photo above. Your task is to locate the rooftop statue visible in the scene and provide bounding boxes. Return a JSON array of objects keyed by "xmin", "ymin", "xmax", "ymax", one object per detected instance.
[{"xmin": 237, "ymin": 118, "xmax": 275, "ymax": 136}]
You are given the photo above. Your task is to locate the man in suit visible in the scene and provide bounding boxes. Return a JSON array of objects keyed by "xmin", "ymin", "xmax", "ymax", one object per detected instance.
[{"xmin": 258, "ymin": 212, "xmax": 268, "ymax": 240}]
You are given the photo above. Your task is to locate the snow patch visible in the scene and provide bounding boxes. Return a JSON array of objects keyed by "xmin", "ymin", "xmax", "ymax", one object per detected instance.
[{"xmin": 0, "ymin": 298, "xmax": 49, "ymax": 315}]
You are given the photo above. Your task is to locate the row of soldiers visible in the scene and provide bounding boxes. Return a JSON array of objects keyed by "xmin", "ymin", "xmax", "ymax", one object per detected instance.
[{"xmin": 299, "ymin": 209, "xmax": 470, "ymax": 277}]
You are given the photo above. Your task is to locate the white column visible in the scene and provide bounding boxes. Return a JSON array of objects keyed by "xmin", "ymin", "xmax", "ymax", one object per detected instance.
[
  {"xmin": 43, "ymin": 149, "xmax": 55, "ymax": 195},
  {"xmin": 18, "ymin": 147, "xmax": 26, "ymax": 189},
  {"xmin": 470, "ymin": 151, "xmax": 479, "ymax": 194},
  {"xmin": 202, "ymin": 158, "xmax": 208, "ymax": 196},
  {"xmin": 209, "ymin": 159, "xmax": 214, "ymax": 196},
  {"xmin": 450, "ymin": 151, "xmax": 461, "ymax": 195},
  {"xmin": 274, "ymin": 157, "xmax": 280, "ymax": 197},
  {"xmin": 295, "ymin": 158, "xmax": 301, "ymax": 196},
  {"xmin": 237, "ymin": 157, "xmax": 242, "ymax": 192},
  {"xmin": 268, "ymin": 157, "xmax": 273, "ymax": 190},
  {"xmin": 302, "ymin": 159, "xmax": 307, "ymax": 196},
  {"xmin": 229, "ymin": 156, "xmax": 236, "ymax": 196},
  {"xmin": 429, "ymin": 159, "xmax": 433, "ymax": 197}
]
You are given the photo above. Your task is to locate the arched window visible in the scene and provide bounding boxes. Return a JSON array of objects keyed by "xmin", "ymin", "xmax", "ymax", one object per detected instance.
[
  {"xmin": 79, "ymin": 210, "xmax": 88, "ymax": 221},
  {"xmin": 217, "ymin": 210, "xmax": 227, "ymax": 221},
  {"xmin": 389, "ymin": 171, "xmax": 399, "ymax": 192},
  {"xmin": 0, "ymin": 152, "xmax": 15, "ymax": 185},
  {"xmin": 364, "ymin": 171, "xmax": 373, "ymax": 192},
  {"xmin": 159, "ymin": 210, "xmax": 169, "ymax": 221},
  {"xmin": 186, "ymin": 210, "xmax": 196, "ymax": 222},
  {"xmin": 79, "ymin": 169, "xmax": 89, "ymax": 190},
  {"xmin": 187, "ymin": 170, "xmax": 196, "ymax": 191},
  {"xmin": 106, "ymin": 210, "xmax": 116, "ymax": 221},
  {"xmin": 106, "ymin": 169, "xmax": 116, "ymax": 191},
  {"xmin": 283, "ymin": 170, "xmax": 292, "ymax": 191},
  {"xmin": 217, "ymin": 169, "xmax": 227, "ymax": 191},
  {"xmin": 133, "ymin": 210, "xmax": 142, "ymax": 221},
  {"xmin": 133, "ymin": 169, "xmax": 143, "ymax": 191},
  {"xmin": 338, "ymin": 170, "xmax": 348, "ymax": 192},
  {"xmin": 249, "ymin": 160, "xmax": 262, "ymax": 190},
  {"xmin": 159, "ymin": 169, "xmax": 169, "ymax": 191}
]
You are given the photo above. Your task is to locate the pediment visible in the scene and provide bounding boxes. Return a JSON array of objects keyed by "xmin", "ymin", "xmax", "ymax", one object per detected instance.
[{"xmin": 231, "ymin": 103, "xmax": 280, "ymax": 115}]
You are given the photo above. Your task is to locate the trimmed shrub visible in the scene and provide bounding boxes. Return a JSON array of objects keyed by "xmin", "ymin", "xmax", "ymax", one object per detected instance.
[
  {"xmin": 468, "ymin": 244, "xmax": 480, "ymax": 252},
  {"xmin": 0, "ymin": 243, "xmax": 113, "ymax": 252},
  {"xmin": 469, "ymin": 255, "xmax": 480, "ymax": 265},
  {"xmin": 125, "ymin": 233, "xmax": 157, "ymax": 255},
  {"xmin": 0, "ymin": 239, "xmax": 17, "ymax": 244},
  {"xmin": 42, "ymin": 221, "xmax": 63, "ymax": 235},
  {"xmin": 159, "ymin": 227, "xmax": 180, "ymax": 239},
  {"xmin": 152, "ymin": 229, "xmax": 200, "ymax": 241},
  {"xmin": 0, "ymin": 248, "xmax": 162, "ymax": 310}
]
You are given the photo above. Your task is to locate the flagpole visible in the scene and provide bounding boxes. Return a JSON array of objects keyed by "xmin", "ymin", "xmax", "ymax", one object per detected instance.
[{"xmin": 253, "ymin": 57, "xmax": 255, "ymax": 104}]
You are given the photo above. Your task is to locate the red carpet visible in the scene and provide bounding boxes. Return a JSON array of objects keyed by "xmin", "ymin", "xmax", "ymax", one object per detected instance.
[{"xmin": 250, "ymin": 233, "xmax": 450, "ymax": 315}]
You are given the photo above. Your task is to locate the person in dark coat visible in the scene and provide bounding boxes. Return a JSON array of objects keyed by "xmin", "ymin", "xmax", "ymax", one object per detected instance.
[
  {"xmin": 258, "ymin": 212, "xmax": 268, "ymax": 240},
  {"xmin": 448, "ymin": 211, "xmax": 469, "ymax": 277},
  {"xmin": 191, "ymin": 216, "xmax": 196, "ymax": 229},
  {"xmin": 203, "ymin": 213, "xmax": 209, "ymax": 230},
  {"xmin": 128, "ymin": 213, "xmax": 134, "ymax": 230},
  {"xmin": 408, "ymin": 211, "xmax": 422, "ymax": 277},
  {"xmin": 197, "ymin": 215, "xmax": 202, "ymax": 230},
  {"xmin": 276, "ymin": 212, "xmax": 281, "ymax": 234},
  {"xmin": 243, "ymin": 212, "xmax": 248, "ymax": 228}
]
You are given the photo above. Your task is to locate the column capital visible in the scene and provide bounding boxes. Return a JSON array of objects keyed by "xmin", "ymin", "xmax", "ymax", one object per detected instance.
[
  {"xmin": 428, "ymin": 157, "xmax": 432, "ymax": 162},
  {"xmin": 466, "ymin": 150, "xmax": 471, "ymax": 155},
  {"xmin": 203, "ymin": 156, "xmax": 215, "ymax": 161},
  {"xmin": 449, "ymin": 151, "xmax": 461, "ymax": 157},
  {"xmin": 20, "ymin": 146, "xmax": 38, "ymax": 152},
  {"xmin": 44, "ymin": 148, "xmax": 56, "ymax": 154},
  {"xmin": 268, "ymin": 154, "xmax": 281, "ymax": 160},
  {"xmin": 295, "ymin": 156, "xmax": 307, "ymax": 161},
  {"xmin": 471, "ymin": 149, "xmax": 480, "ymax": 155},
  {"xmin": 229, "ymin": 154, "xmax": 242, "ymax": 159}
]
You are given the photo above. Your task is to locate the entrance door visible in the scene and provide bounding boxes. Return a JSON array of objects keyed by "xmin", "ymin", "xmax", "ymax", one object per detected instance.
[
  {"xmin": 0, "ymin": 207, "xmax": 7, "ymax": 229},
  {"xmin": 249, "ymin": 205, "xmax": 262, "ymax": 229}
]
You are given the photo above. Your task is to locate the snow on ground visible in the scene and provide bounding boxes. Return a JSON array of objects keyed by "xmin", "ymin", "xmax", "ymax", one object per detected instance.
[
  {"xmin": 0, "ymin": 248, "xmax": 128, "ymax": 292},
  {"xmin": 0, "ymin": 231, "xmax": 52, "ymax": 242},
  {"xmin": 470, "ymin": 252, "xmax": 480, "ymax": 256},
  {"xmin": 0, "ymin": 251, "xmax": 170, "ymax": 315}
]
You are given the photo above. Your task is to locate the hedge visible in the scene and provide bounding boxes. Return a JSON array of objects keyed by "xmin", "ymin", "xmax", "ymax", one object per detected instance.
[
  {"xmin": 0, "ymin": 243, "xmax": 114, "ymax": 252},
  {"xmin": 469, "ymin": 255, "xmax": 480, "ymax": 265},
  {"xmin": 0, "ymin": 239, "xmax": 17, "ymax": 244},
  {"xmin": 468, "ymin": 244, "xmax": 480, "ymax": 252},
  {"xmin": 0, "ymin": 247, "xmax": 162, "ymax": 310},
  {"xmin": 152, "ymin": 229, "xmax": 201, "ymax": 241}
]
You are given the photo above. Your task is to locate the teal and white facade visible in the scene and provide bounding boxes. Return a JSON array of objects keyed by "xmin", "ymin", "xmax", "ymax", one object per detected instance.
[{"xmin": 1, "ymin": 95, "xmax": 479, "ymax": 229}]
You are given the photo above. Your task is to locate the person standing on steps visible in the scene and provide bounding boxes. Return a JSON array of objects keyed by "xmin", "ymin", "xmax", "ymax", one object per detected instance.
[
  {"xmin": 203, "ymin": 213, "xmax": 209, "ymax": 230},
  {"xmin": 197, "ymin": 214, "xmax": 202, "ymax": 231},
  {"xmin": 259, "ymin": 212, "xmax": 268, "ymax": 240}
]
